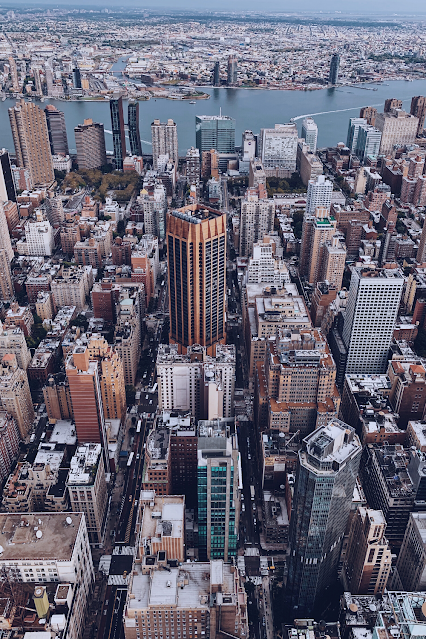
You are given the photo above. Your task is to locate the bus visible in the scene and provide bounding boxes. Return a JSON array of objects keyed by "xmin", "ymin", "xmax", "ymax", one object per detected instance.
[
  {"xmin": 250, "ymin": 485, "xmax": 255, "ymax": 500},
  {"xmin": 136, "ymin": 420, "xmax": 142, "ymax": 434},
  {"xmin": 127, "ymin": 452, "xmax": 134, "ymax": 467}
]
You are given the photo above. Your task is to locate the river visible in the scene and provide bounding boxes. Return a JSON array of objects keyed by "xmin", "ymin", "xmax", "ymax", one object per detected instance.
[{"xmin": 2, "ymin": 78, "xmax": 426, "ymax": 157}]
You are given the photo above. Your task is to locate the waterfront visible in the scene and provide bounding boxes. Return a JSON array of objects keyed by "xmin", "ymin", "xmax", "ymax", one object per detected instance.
[{"xmin": 2, "ymin": 79, "xmax": 426, "ymax": 157}]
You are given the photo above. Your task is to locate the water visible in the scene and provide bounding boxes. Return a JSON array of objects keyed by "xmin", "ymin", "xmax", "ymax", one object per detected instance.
[{"xmin": 2, "ymin": 78, "xmax": 426, "ymax": 156}]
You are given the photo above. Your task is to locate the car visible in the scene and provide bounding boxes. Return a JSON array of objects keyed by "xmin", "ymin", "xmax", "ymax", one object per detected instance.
[
  {"xmin": 248, "ymin": 454, "xmax": 251, "ymax": 460},
  {"xmin": 241, "ymin": 504, "xmax": 245, "ymax": 512}
]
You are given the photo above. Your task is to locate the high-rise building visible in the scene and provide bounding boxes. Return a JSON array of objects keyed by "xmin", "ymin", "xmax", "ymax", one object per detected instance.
[
  {"xmin": 213, "ymin": 60, "xmax": 220, "ymax": 86},
  {"xmin": 301, "ymin": 117, "xmax": 318, "ymax": 153},
  {"xmin": 72, "ymin": 65, "xmax": 82, "ymax": 89},
  {"xmin": 355, "ymin": 124, "xmax": 382, "ymax": 160},
  {"xmin": 375, "ymin": 109, "xmax": 419, "ymax": 154},
  {"xmin": 66, "ymin": 344, "xmax": 109, "ymax": 468},
  {"xmin": 44, "ymin": 105, "xmax": 69, "ymax": 156},
  {"xmin": 67, "ymin": 443, "xmax": 108, "ymax": 546},
  {"xmin": 0, "ymin": 322, "xmax": 31, "ymax": 370},
  {"xmin": 384, "ymin": 98, "xmax": 402, "ymax": 113},
  {"xmin": 8, "ymin": 56, "xmax": 20, "ymax": 92},
  {"xmin": 0, "ymin": 353, "xmax": 34, "ymax": 438},
  {"xmin": 342, "ymin": 267, "xmax": 403, "ymax": 374},
  {"xmin": 417, "ymin": 216, "xmax": 426, "ymax": 263},
  {"xmin": 259, "ymin": 123, "xmax": 298, "ymax": 172},
  {"xmin": 151, "ymin": 118, "xmax": 178, "ymax": 169},
  {"xmin": 43, "ymin": 375, "xmax": 74, "ymax": 421},
  {"xmin": 242, "ymin": 130, "xmax": 257, "ymax": 162},
  {"xmin": 410, "ymin": 96, "xmax": 426, "ymax": 136},
  {"xmin": 74, "ymin": 119, "xmax": 107, "ymax": 170},
  {"xmin": 186, "ymin": 146, "xmax": 200, "ymax": 192},
  {"xmin": 0, "ymin": 149, "xmax": 16, "ymax": 202},
  {"xmin": 110, "ymin": 95, "xmax": 126, "ymax": 170},
  {"xmin": 329, "ymin": 53, "xmax": 340, "ymax": 84},
  {"xmin": 300, "ymin": 205, "xmax": 338, "ymax": 283},
  {"xmin": 239, "ymin": 187, "xmax": 275, "ymax": 257},
  {"xmin": 198, "ymin": 418, "xmax": 240, "ymax": 561},
  {"xmin": 0, "ymin": 249, "xmax": 14, "ymax": 302},
  {"xmin": 0, "ymin": 411, "xmax": 20, "ymax": 483},
  {"xmin": 114, "ymin": 285, "xmax": 143, "ymax": 386},
  {"xmin": 359, "ymin": 106, "xmax": 378, "ymax": 126},
  {"xmin": 306, "ymin": 174, "xmax": 333, "ymax": 214},
  {"xmin": 342, "ymin": 507, "xmax": 391, "ymax": 595},
  {"xmin": 24, "ymin": 215, "xmax": 55, "ymax": 256},
  {"xmin": 287, "ymin": 419, "xmax": 362, "ymax": 615},
  {"xmin": 347, "ymin": 118, "xmax": 368, "ymax": 154},
  {"xmin": 167, "ymin": 205, "xmax": 226, "ymax": 356},
  {"xmin": 0, "ymin": 201, "xmax": 14, "ymax": 262},
  {"xmin": 395, "ymin": 512, "xmax": 426, "ymax": 591},
  {"xmin": 195, "ymin": 115, "xmax": 236, "ymax": 155},
  {"xmin": 8, "ymin": 99, "xmax": 54, "ymax": 187},
  {"xmin": 128, "ymin": 100, "xmax": 142, "ymax": 156},
  {"xmin": 227, "ymin": 54, "xmax": 238, "ymax": 85},
  {"xmin": 157, "ymin": 343, "xmax": 235, "ymax": 420}
]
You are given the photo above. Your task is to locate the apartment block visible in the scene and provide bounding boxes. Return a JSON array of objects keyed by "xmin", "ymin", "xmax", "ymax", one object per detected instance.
[
  {"xmin": 0, "ymin": 353, "xmax": 34, "ymax": 438},
  {"xmin": 0, "ymin": 411, "xmax": 20, "ymax": 483},
  {"xmin": 67, "ymin": 443, "xmax": 108, "ymax": 546},
  {"xmin": 375, "ymin": 108, "xmax": 419, "ymax": 155},
  {"xmin": 74, "ymin": 119, "xmax": 107, "ymax": 170},
  {"xmin": 51, "ymin": 265, "xmax": 94, "ymax": 312},
  {"xmin": 239, "ymin": 187, "xmax": 275, "ymax": 257},
  {"xmin": 342, "ymin": 507, "xmax": 391, "ymax": 595},
  {"xmin": 157, "ymin": 344, "xmax": 235, "ymax": 420}
]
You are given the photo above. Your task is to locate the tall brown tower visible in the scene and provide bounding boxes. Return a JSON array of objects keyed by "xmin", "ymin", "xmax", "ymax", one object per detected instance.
[
  {"xmin": 167, "ymin": 205, "xmax": 226, "ymax": 355},
  {"xmin": 410, "ymin": 96, "xmax": 426, "ymax": 136},
  {"xmin": 8, "ymin": 99, "xmax": 54, "ymax": 187}
]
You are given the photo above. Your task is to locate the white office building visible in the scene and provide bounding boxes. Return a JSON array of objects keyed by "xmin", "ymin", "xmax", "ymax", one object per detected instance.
[
  {"xmin": 306, "ymin": 175, "xmax": 333, "ymax": 214},
  {"xmin": 355, "ymin": 125, "xmax": 382, "ymax": 161},
  {"xmin": 24, "ymin": 214, "xmax": 55, "ymax": 256},
  {"xmin": 342, "ymin": 267, "xmax": 404, "ymax": 374},
  {"xmin": 259, "ymin": 123, "xmax": 298, "ymax": 171},
  {"xmin": 301, "ymin": 117, "xmax": 318, "ymax": 153}
]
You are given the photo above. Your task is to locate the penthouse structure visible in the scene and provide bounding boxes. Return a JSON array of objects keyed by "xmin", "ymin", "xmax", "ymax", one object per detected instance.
[
  {"xmin": 67, "ymin": 443, "xmax": 108, "ymax": 546},
  {"xmin": 167, "ymin": 206, "xmax": 226, "ymax": 356},
  {"xmin": 246, "ymin": 238, "xmax": 290, "ymax": 287}
]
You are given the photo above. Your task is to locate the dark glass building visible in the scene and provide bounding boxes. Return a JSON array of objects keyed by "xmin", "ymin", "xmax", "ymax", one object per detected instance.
[
  {"xmin": 110, "ymin": 96, "xmax": 126, "ymax": 170},
  {"xmin": 0, "ymin": 150, "xmax": 16, "ymax": 202},
  {"xmin": 329, "ymin": 53, "xmax": 340, "ymax": 85},
  {"xmin": 213, "ymin": 61, "xmax": 220, "ymax": 87},
  {"xmin": 45, "ymin": 105, "xmax": 69, "ymax": 156},
  {"xmin": 72, "ymin": 66, "xmax": 82, "ymax": 89},
  {"xmin": 128, "ymin": 100, "xmax": 142, "ymax": 156},
  {"xmin": 287, "ymin": 419, "xmax": 361, "ymax": 616}
]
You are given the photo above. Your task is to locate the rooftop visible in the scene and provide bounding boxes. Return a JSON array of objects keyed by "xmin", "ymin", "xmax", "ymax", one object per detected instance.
[
  {"xmin": 68, "ymin": 443, "xmax": 101, "ymax": 485},
  {"xmin": 0, "ymin": 513, "xmax": 82, "ymax": 561}
]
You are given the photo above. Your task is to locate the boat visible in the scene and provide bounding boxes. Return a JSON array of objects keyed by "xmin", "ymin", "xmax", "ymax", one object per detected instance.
[{"xmin": 189, "ymin": 100, "xmax": 196, "ymax": 104}]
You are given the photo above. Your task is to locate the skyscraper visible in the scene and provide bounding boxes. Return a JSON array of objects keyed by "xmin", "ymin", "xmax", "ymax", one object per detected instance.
[
  {"xmin": 410, "ymin": 96, "xmax": 426, "ymax": 136},
  {"xmin": 195, "ymin": 115, "xmax": 236, "ymax": 154},
  {"xmin": 227, "ymin": 54, "xmax": 238, "ymax": 85},
  {"xmin": 0, "ymin": 201, "xmax": 15, "ymax": 263},
  {"xmin": 342, "ymin": 267, "xmax": 403, "ymax": 374},
  {"xmin": 197, "ymin": 418, "xmax": 240, "ymax": 561},
  {"xmin": 329, "ymin": 53, "xmax": 340, "ymax": 85},
  {"xmin": 0, "ymin": 149, "xmax": 16, "ymax": 202},
  {"xmin": 128, "ymin": 100, "xmax": 142, "ymax": 156},
  {"xmin": 186, "ymin": 146, "xmax": 201, "ymax": 192},
  {"xmin": 355, "ymin": 124, "xmax": 382, "ymax": 160},
  {"xmin": 66, "ymin": 344, "xmax": 109, "ymax": 470},
  {"xmin": 213, "ymin": 61, "xmax": 220, "ymax": 86},
  {"xmin": 306, "ymin": 175, "xmax": 333, "ymax": 214},
  {"xmin": 259, "ymin": 123, "xmax": 299, "ymax": 172},
  {"xmin": 110, "ymin": 95, "xmax": 126, "ymax": 170},
  {"xmin": 8, "ymin": 99, "xmax": 54, "ymax": 187},
  {"xmin": 347, "ymin": 117, "xmax": 367, "ymax": 154},
  {"xmin": 239, "ymin": 187, "xmax": 275, "ymax": 257},
  {"xmin": 151, "ymin": 119, "xmax": 178, "ymax": 169},
  {"xmin": 72, "ymin": 65, "xmax": 82, "ymax": 89},
  {"xmin": 167, "ymin": 205, "xmax": 226, "ymax": 356},
  {"xmin": 287, "ymin": 419, "xmax": 361, "ymax": 615},
  {"xmin": 301, "ymin": 117, "xmax": 318, "ymax": 153},
  {"xmin": 74, "ymin": 119, "xmax": 107, "ymax": 170},
  {"xmin": 44, "ymin": 105, "xmax": 69, "ymax": 156}
]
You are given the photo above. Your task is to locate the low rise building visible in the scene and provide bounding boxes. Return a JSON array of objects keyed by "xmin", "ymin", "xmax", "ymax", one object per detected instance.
[{"xmin": 137, "ymin": 491, "xmax": 185, "ymax": 564}]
